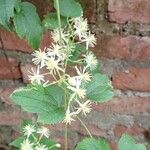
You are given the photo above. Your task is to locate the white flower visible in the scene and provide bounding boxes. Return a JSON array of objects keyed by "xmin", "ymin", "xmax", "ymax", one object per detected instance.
[
  {"xmin": 82, "ymin": 31, "xmax": 96, "ymax": 49},
  {"xmin": 47, "ymin": 43, "xmax": 65, "ymax": 61},
  {"xmin": 84, "ymin": 52, "xmax": 98, "ymax": 70},
  {"xmin": 68, "ymin": 76, "xmax": 81, "ymax": 87},
  {"xmin": 73, "ymin": 16, "xmax": 88, "ymax": 40},
  {"xmin": 32, "ymin": 48, "xmax": 47, "ymax": 68},
  {"xmin": 37, "ymin": 126, "xmax": 50, "ymax": 138},
  {"xmin": 77, "ymin": 100, "xmax": 92, "ymax": 116},
  {"xmin": 23, "ymin": 124, "xmax": 36, "ymax": 138},
  {"xmin": 75, "ymin": 66, "xmax": 91, "ymax": 83},
  {"xmin": 46, "ymin": 57, "xmax": 64, "ymax": 75},
  {"xmin": 51, "ymin": 28, "xmax": 68, "ymax": 44},
  {"xmin": 35, "ymin": 144, "xmax": 48, "ymax": 150},
  {"xmin": 63, "ymin": 110, "xmax": 76, "ymax": 125},
  {"xmin": 28, "ymin": 66, "xmax": 45, "ymax": 84},
  {"xmin": 21, "ymin": 139, "xmax": 34, "ymax": 150},
  {"xmin": 67, "ymin": 86, "xmax": 86, "ymax": 99}
]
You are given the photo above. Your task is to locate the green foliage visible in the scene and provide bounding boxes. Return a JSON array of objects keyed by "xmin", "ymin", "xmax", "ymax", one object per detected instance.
[
  {"xmin": 69, "ymin": 44, "xmax": 87, "ymax": 62},
  {"xmin": 75, "ymin": 137, "xmax": 110, "ymax": 150},
  {"xmin": 118, "ymin": 134, "xmax": 147, "ymax": 150},
  {"xmin": 0, "ymin": 0, "xmax": 43, "ymax": 49},
  {"xmin": 43, "ymin": 13, "xmax": 67, "ymax": 30},
  {"xmin": 11, "ymin": 84, "xmax": 65, "ymax": 124},
  {"xmin": 0, "ymin": 0, "xmax": 18, "ymax": 30},
  {"xmin": 14, "ymin": 2, "xmax": 43, "ymax": 49},
  {"xmin": 10, "ymin": 136, "xmax": 24, "ymax": 148},
  {"xmin": 54, "ymin": 0, "xmax": 83, "ymax": 17},
  {"xmin": 86, "ymin": 73, "xmax": 114, "ymax": 102}
]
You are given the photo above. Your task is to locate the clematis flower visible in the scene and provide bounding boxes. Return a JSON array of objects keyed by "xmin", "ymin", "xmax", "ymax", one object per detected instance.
[
  {"xmin": 28, "ymin": 66, "xmax": 45, "ymax": 84},
  {"xmin": 75, "ymin": 66, "xmax": 91, "ymax": 83},
  {"xmin": 73, "ymin": 16, "xmax": 88, "ymax": 40},
  {"xmin": 83, "ymin": 52, "xmax": 98, "ymax": 71},
  {"xmin": 51, "ymin": 28, "xmax": 69, "ymax": 44},
  {"xmin": 46, "ymin": 57, "xmax": 64, "ymax": 75},
  {"xmin": 37, "ymin": 126, "xmax": 50, "ymax": 138},
  {"xmin": 63, "ymin": 109, "xmax": 76, "ymax": 125},
  {"xmin": 21, "ymin": 139, "xmax": 34, "ymax": 150},
  {"xmin": 32, "ymin": 48, "xmax": 47, "ymax": 68},
  {"xmin": 23, "ymin": 124, "xmax": 36, "ymax": 138},
  {"xmin": 82, "ymin": 31, "xmax": 96, "ymax": 50},
  {"xmin": 67, "ymin": 85, "xmax": 86, "ymax": 99},
  {"xmin": 77, "ymin": 100, "xmax": 92, "ymax": 116}
]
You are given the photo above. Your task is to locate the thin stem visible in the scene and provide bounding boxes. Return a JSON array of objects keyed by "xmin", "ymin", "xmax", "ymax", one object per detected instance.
[
  {"xmin": 55, "ymin": 0, "xmax": 62, "ymax": 46},
  {"xmin": 77, "ymin": 116, "xmax": 93, "ymax": 138},
  {"xmin": 64, "ymin": 87, "xmax": 68, "ymax": 150}
]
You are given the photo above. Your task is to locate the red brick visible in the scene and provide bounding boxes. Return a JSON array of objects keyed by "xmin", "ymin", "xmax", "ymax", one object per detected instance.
[
  {"xmin": 108, "ymin": 0, "xmax": 150, "ymax": 24},
  {"xmin": 94, "ymin": 36, "xmax": 150, "ymax": 60},
  {"xmin": 93, "ymin": 96, "xmax": 150, "ymax": 115},
  {"xmin": 112, "ymin": 68, "xmax": 150, "ymax": 92},
  {"xmin": 114, "ymin": 124, "xmax": 146, "ymax": 138},
  {"xmin": 0, "ymin": 87, "xmax": 16, "ymax": 106},
  {"xmin": 0, "ymin": 111, "xmax": 31, "ymax": 126},
  {"xmin": 80, "ymin": 0, "xmax": 96, "ymax": 23},
  {"xmin": 0, "ymin": 29, "xmax": 53, "ymax": 53},
  {"xmin": 0, "ymin": 57, "xmax": 21, "ymax": 79}
]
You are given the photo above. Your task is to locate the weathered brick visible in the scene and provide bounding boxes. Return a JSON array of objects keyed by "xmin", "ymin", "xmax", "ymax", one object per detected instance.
[
  {"xmin": 93, "ymin": 96, "xmax": 150, "ymax": 115},
  {"xmin": 94, "ymin": 36, "xmax": 150, "ymax": 60},
  {"xmin": 112, "ymin": 68, "xmax": 150, "ymax": 92},
  {"xmin": 108, "ymin": 0, "xmax": 150, "ymax": 24},
  {"xmin": 0, "ymin": 111, "xmax": 31, "ymax": 126},
  {"xmin": 114, "ymin": 124, "xmax": 146, "ymax": 137},
  {"xmin": 0, "ymin": 87, "xmax": 16, "ymax": 106},
  {"xmin": 0, "ymin": 29, "xmax": 53, "ymax": 53},
  {"xmin": 79, "ymin": 0, "xmax": 96, "ymax": 23},
  {"xmin": 0, "ymin": 57, "xmax": 21, "ymax": 80}
]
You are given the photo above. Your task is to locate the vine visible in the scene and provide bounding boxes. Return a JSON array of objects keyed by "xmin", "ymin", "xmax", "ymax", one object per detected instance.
[{"xmin": 0, "ymin": 0, "xmax": 147, "ymax": 150}]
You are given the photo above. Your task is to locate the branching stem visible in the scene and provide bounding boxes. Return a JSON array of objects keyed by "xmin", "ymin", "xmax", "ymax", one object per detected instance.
[{"xmin": 77, "ymin": 116, "xmax": 93, "ymax": 138}]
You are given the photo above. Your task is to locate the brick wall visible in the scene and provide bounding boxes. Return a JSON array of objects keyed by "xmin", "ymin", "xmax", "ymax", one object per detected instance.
[{"xmin": 0, "ymin": 0, "xmax": 150, "ymax": 149}]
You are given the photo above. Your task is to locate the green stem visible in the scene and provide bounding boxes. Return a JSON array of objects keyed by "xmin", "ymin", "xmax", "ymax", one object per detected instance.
[
  {"xmin": 55, "ymin": 0, "xmax": 62, "ymax": 46},
  {"xmin": 77, "ymin": 116, "xmax": 93, "ymax": 138}
]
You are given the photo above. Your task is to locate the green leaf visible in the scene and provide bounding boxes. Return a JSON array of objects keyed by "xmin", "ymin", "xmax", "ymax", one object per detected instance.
[
  {"xmin": 11, "ymin": 84, "xmax": 65, "ymax": 124},
  {"xmin": 86, "ymin": 73, "xmax": 114, "ymax": 102},
  {"xmin": 14, "ymin": 2, "xmax": 43, "ymax": 49},
  {"xmin": 10, "ymin": 136, "xmax": 24, "ymax": 148},
  {"xmin": 54, "ymin": 0, "xmax": 83, "ymax": 17},
  {"xmin": 75, "ymin": 137, "xmax": 110, "ymax": 150},
  {"xmin": 43, "ymin": 13, "xmax": 67, "ymax": 30},
  {"xmin": 118, "ymin": 134, "xmax": 147, "ymax": 150},
  {"xmin": 0, "ymin": 0, "xmax": 18, "ymax": 30},
  {"xmin": 40, "ymin": 138, "xmax": 59, "ymax": 150},
  {"xmin": 70, "ymin": 44, "xmax": 87, "ymax": 62}
]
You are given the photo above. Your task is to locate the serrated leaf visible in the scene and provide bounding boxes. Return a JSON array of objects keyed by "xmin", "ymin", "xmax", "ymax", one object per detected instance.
[
  {"xmin": 54, "ymin": 0, "xmax": 83, "ymax": 17},
  {"xmin": 43, "ymin": 13, "xmax": 67, "ymax": 30},
  {"xmin": 14, "ymin": 2, "xmax": 43, "ymax": 49},
  {"xmin": 118, "ymin": 134, "xmax": 147, "ymax": 150},
  {"xmin": 75, "ymin": 137, "xmax": 110, "ymax": 150},
  {"xmin": 0, "ymin": 0, "xmax": 18, "ymax": 30},
  {"xmin": 11, "ymin": 84, "xmax": 65, "ymax": 124},
  {"xmin": 10, "ymin": 136, "xmax": 24, "ymax": 148},
  {"xmin": 86, "ymin": 73, "xmax": 114, "ymax": 102}
]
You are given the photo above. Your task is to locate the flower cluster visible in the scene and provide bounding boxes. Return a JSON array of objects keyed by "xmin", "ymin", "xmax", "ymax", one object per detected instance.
[
  {"xmin": 28, "ymin": 16, "xmax": 97, "ymax": 125},
  {"xmin": 21, "ymin": 124, "xmax": 60, "ymax": 150}
]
